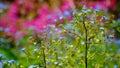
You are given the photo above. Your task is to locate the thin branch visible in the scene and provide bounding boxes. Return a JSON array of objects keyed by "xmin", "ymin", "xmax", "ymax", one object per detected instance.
[
  {"xmin": 43, "ymin": 48, "xmax": 46, "ymax": 68},
  {"xmin": 82, "ymin": 14, "xmax": 88, "ymax": 68},
  {"xmin": 60, "ymin": 25, "xmax": 82, "ymax": 38}
]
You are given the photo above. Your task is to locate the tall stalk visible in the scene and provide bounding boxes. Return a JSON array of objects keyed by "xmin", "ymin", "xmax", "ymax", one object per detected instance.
[
  {"xmin": 42, "ymin": 48, "xmax": 46, "ymax": 68},
  {"xmin": 82, "ymin": 14, "xmax": 88, "ymax": 68}
]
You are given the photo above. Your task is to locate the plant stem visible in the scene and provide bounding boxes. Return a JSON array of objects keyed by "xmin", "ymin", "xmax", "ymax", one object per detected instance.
[
  {"xmin": 43, "ymin": 48, "xmax": 46, "ymax": 68},
  {"xmin": 82, "ymin": 14, "xmax": 88, "ymax": 68}
]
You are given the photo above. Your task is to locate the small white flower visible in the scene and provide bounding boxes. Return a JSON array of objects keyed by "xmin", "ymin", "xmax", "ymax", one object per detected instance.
[
  {"xmin": 103, "ymin": 16, "xmax": 108, "ymax": 20},
  {"xmin": 28, "ymin": 65, "xmax": 36, "ymax": 68},
  {"xmin": 58, "ymin": 63, "xmax": 63, "ymax": 66},
  {"xmin": 109, "ymin": 35, "xmax": 114, "ymax": 38},
  {"xmin": 34, "ymin": 48, "xmax": 38, "ymax": 51},
  {"xmin": 58, "ymin": 37, "xmax": 64, "ymax": 40},
  {"xmin": 21, "ymin": 48, "xmax": 25, "ymax": 51},
  {"xmin": 86, "ymin": 9, "xmax": 91, "ymax": 12},
  {"xmin": 8, "ymin": 60, "xmax": 16, "ymax": 65},
  {"xmin": 90, "ymin": 21, "xmax": 94, "ymax": 24},
  {"xmin": 78, "ymin": 12, "xmax": 82, "ymax": 16},
  {"xmin": 33, "ymin": 42, "xmax": 37, "ymax": 45},
  {"xmin": 82, "ymin": 5, "xmax": 86, "ymax": 10},
  {"xmin": 54, "ymin": 62, "xmax": 58, "ymax": 65},
  {"xmin": 100, "ymin": 27, "xmax": 104, "ymax": 30},
  {"xmin": 59, "ymin": 16, "xmax": 63, "ymax": 20},
  {"xmin": 28, "ymin": 36, "xmax": 32, "ymax": 39},
  {"xmin": 52, "ymin": 40, "xmax": 55, "ymax": 42},
  {"xmin": 81, "ymin": 42, "xmax": 85, "ymax": 45},
  {"xmin": 58, "ymin": 57, "xmax": 62, "ymax": 60},
  {"xmin": 54, "ymin": 19, "xmax": 57, "ymax": 22}
]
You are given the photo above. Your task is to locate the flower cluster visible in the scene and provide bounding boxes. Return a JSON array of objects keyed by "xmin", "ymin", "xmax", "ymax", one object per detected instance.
[
  {"xmin": 0, "ymin": 0, "xmax": 74, "ymax": 40},
  {"xmin": 0, "ymin": 5, "xmax": 119, "ymax": 68},
  {"xmin": 75, "ymin": 0, "xmax": 116, "ymax": 11}
]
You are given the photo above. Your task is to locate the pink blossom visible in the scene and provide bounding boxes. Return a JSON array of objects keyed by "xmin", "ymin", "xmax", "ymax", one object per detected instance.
[
  {"xmin": 60, "ymin": 0, "xmax": 75, "ymax": 12},
  {"xmin": 75, "ymin": 0, "xmax": 116, "ymax": 11},
  {"xmin": 0, "ymin": 0, "xmax": 74, "ymax": 40},
  {"xmin": 86, "ymin": 0, "xmax": 116, "ymax": 11}
]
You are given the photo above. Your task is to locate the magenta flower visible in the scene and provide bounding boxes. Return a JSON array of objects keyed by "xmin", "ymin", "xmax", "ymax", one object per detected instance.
[
  {"xmin": 86, "ymin": 0, "xmax": 116, "ymax": 11},
  {"xmin": 0, "ymin": 0, "xmax": 74, "ymax": 40}
]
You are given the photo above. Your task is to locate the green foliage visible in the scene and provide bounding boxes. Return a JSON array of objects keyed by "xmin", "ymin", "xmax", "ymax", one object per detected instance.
[{"xmin": 0, "ymin": 7, "xmax": 120, "ymax": 68}]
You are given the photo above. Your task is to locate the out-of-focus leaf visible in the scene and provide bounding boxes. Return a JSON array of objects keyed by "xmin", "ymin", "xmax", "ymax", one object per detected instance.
[{"xmin": 0, "ymin": 48, "xmax": 17, "ymax": 60}]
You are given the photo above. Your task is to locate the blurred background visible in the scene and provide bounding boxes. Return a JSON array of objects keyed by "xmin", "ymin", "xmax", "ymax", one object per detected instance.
[
  {"xmin": 0, "ymin": 0, "xmax": 120, "ymax": 39},
  {"xmin": 0, "ymin": 0, "xmax": 120, "ymax": 67}
]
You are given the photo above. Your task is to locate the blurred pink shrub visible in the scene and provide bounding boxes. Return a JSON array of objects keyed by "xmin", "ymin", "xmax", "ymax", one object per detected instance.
[
  {"xmin": 86, "ymin": 0, "xmax": 116, "ymax": 11},
  {"xmin": 0, "ymin": 0, "xmax": 74, "ymax": 40},
  {"xmin": 75, "ymin": 0, "xmax": 116, "ymax": 11},
  {"xmin": 0, "ymin": 0, "xmax": 116, "ymax": 40}
]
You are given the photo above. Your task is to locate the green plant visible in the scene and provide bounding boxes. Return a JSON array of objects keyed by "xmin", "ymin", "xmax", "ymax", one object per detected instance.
[{"xmin": 0, "ymin": 6, "xmax": 119, "ymax": 68}]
